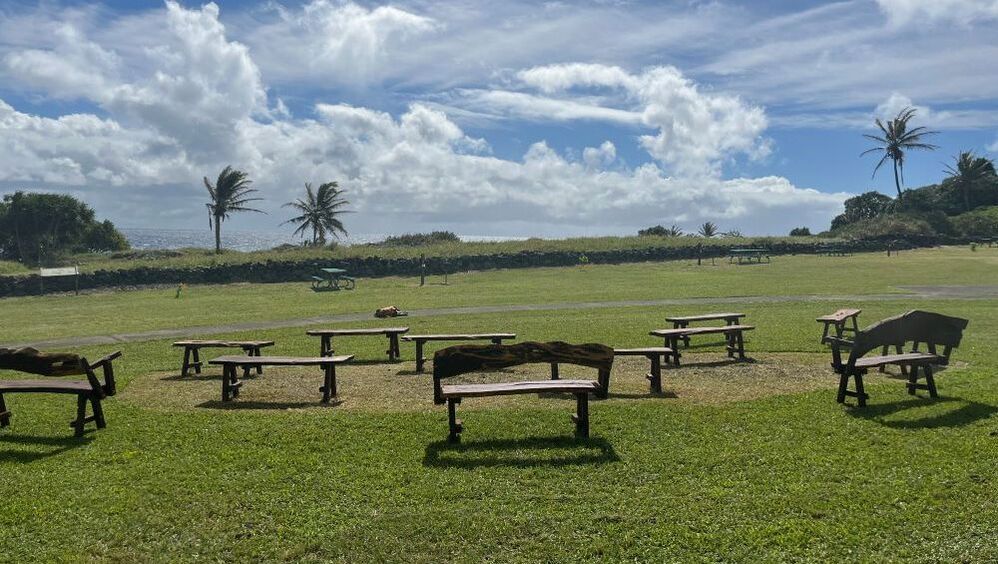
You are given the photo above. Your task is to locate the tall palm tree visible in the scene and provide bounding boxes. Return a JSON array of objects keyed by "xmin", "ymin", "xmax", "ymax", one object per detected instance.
[
  {"xmin": 204, "ymin": 166, "xmax": 263, "ymax": 253},
  {"xmin": 861, "ymin": 107, "xmax": 939, "ymax": 199},
  {"xmin": 698, "ymin": 221, "xmax": 719, "ymax": 238},
  {"xmin": 283, "ymin": 181, "xmax": 350, "ymax": 245},
  {"xmin": 943, "ymin": 151, "xmax": 996, "ymax": 212}
]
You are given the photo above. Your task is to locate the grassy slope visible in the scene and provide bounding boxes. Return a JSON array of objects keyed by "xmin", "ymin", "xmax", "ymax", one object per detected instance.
[
  {"xmin": 1, "ymin": 254, "xmax": 997, "ymax": 560},
  {"xmin": 2, "ymin": 247, "xmax": 996, "ymax": 344}
]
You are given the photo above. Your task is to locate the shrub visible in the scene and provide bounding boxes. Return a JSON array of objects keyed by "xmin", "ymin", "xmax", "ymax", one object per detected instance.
[
  {"xmin": 952, "ymin": 206, "xmax": 998, "ymax": 238},
  {"xmin": 377, "ymin": 231, "xmax": 461, "ymax": 246},
  {"xmin": 638, "ymin": 224, "xmax": 683, "ymax": 237},
  {"xmin": 832, "ymin": 214, "xmax": 936, "ymax": 239},
  {"xmin": 789, "ymin": 227, "xmax": 811, "ymax": 236}
]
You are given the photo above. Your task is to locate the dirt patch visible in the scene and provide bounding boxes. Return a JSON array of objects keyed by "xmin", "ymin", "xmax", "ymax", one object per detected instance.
[{"xmin": 119, "ymin": 353, "xmax": 839, "ymax": 414}]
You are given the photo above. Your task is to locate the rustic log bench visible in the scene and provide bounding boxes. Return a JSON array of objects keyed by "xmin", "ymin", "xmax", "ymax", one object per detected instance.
[
  {"xmin": 433, "ymin": 342, "xmax": 613, "ymax": 442},
  {"xmin": 207, "ymin": 355, "xmax": 353, "ymax": 403},
  {"xmin": 816, "ymin": 309, "xmax": 861, "ymax": 344},
  {"xmin": 649, "ymin": 325, "xmax": 755, "ymax": 366},
  {"xmin": 0, "ymin": 348, "xmax": 121, "ymax": 437},
  {"xmin": 827, "ymin": 310, "xmax": 968, "ymax": 407},
  {"xmin": 403, "ymin": 333, "xmax": 517, "ymax": 373},
  {"xmin": 172, "ymin": 340, "xmax": 275, "ymax": 378},
  {"xmin": 665, "ymin": 312, "xmax": 745, "ymax": 347},
  {"xmin": 306, "ymin": 327, "xmax": 409, "ymax": 361}
]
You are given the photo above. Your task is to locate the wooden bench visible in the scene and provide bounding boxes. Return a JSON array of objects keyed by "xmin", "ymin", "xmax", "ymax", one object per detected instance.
[
  {"xmin": 0, "ymin": 348, "xmax": 121, "ymax": 437},
  {"xmin": 827, "ymin": 310, "xmax": 968, "ymax": 407},
  {"xmin": 207, "ymin": 355, "xmax": 353, "ymax": 403},
  {"xmin": 172, "ymin": 340, "xmax": 275, "ymax": 378},
  {"xmin": 665, "ymin": 312, "xmax": 745, "ymax": 347},
  {"xmin": 403, "ymin": 333, "xmax": 517, "ymax": 373},
  {"xmin": 728, "ymin": 248, "xmax": 770, "ymax": 264},
  {"xmin": 611, "ymin": 347, "xmax": 675, "ymax": 394},
  {"xmin": 306, "ymin": 327, "xmax": 409, "ymax": 361},
  {"xmin": 817, "ymin": 309, "xmax": 861, "ymax": 345},
  {"xmin": 649, "ymin": 325, "xmax": 755, "ymax": 365},
  {"xmin": 433, "ymin": 342, "xmax": 613, "ymax": 442}
]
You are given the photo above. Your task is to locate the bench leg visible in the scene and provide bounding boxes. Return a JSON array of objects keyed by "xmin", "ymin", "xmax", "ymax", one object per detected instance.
[
  {"xmin": 91, "ymin": 395, "xmax": 106, "ymax": 429},
  {"xmin": 0, "ymin": 393, "xmax": 9, "ymax": 427},
  {"xmin": 192, "ymin": 348, "xmax": 202, "ymax": 375},
  {"xmin": 181, "ymin": 346, "xmax": 192, "ymax": 377},
  {"xmin": 736, "ymin": 331, "xmax": 747, "ymax": 360},
  {"xmin": 726, "ymin": 332, "xmax": 736, "ymax": 359},
  {"xmin": 924, "ymin": 365, "xmax": 938, "ymax": 398},
  {"xmin": 647, "ymin": 354, "xmax": 662, "ymax": 394},
  {"xmin": 254, "ymin": 348, "xmax": 263, "ymax": 375},
  {"xmin": 73, "ymin": 395, "xmax": 88, "ymax": 437},
  {"xmin": 573, "ymin": 393, "xmax": 590, "ymax": 439},
  {"xmin": 387, "ymin": 335, "xmax": 399, "ymax": 361},
  {"xmin": 415, "ymin": 341, "xmax": 425, "ymax": 373},
  {"xmin": 836, "ymin": 373, "xmax": 849, "ymax": 403},
  {"xmin": 222, "ymin": 364, "xmax": 240, "ymax": 402},
  {"xmin": 321, "ymin": 365, "xmax": 337, "ymax": 403},
  {"xmin": 836, "ymin": 372, "xmax": 868, "ymax": 407},
  {"xmin": 447, "ymin": 398, "xmax": 462, "ymax": 443},
  {"xmin": 879, "ymin": 345, "xmax": 889, "ymax": 373},
  {"xmin": 550, "ymin": 363, "xmax": 560, "ymax": 380},
  {"xmin": 854, "ymin": 374, "xmax": 867, "ymax": 407}
]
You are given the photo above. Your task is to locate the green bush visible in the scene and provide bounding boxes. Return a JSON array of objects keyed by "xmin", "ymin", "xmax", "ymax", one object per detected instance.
[
  {"xmin": 376, "ymin": 231, "xmax": 461, "ymax": 246},
  {"xmin": 832, "ymin": 214, "xmax": 936, "ymax": 239},
  {"xmin": 952, "ymin": 206, "xmax": 998, "ymax": 238},
  {"xmin": 789, "ymin": 227, "xmax": 811, "ymax": 236}
]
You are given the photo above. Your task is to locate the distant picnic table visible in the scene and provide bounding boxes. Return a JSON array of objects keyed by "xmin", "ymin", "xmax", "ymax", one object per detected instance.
[
  {"xmin": 728, "ymin": 248, "xmax": 770, "ymax": 264},
  {"xmin": 311, "ymin": 268, "xmax": 355, "ymax": 291}
]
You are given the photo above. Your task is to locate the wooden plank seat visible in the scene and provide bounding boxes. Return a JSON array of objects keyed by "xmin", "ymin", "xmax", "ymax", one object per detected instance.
[
  {"xmin": 0, "ymin": 348, "xmax": 121, "ymax": 437},
  {"xmin": 403, "ymin": 333, "xmax": 517, "ymax": 373},
  {"xmin": 649, "ymin": 325, "xmax": 755, "ymax": 366},
  {"xmin": 817, "ymin": 308, "xmax": 861, "ymax": 345},
  {"xmin": 665, "ymin": 312, "xmax": 745, "ymax": 347},
  {"xmin": 172, "ymin": 340, "xmax": 275, "ymax": 378},
  {"xmin": 433, "ymin": 341, "xmax": 613, "ymax": 442},
  {"xmin": 306, "ymin": 327, "xmax": 409, "ymax": 362},
  {"xmin": 207, "ymin": 355, "xmax": 353, "ymax": 403},
  {"xmin": 611, "ymin": 347, "xmax": 675, "ymax": 394},
  {"xmin": 826, "ymin": 310, "xmax": 968, "ymax": 407}
]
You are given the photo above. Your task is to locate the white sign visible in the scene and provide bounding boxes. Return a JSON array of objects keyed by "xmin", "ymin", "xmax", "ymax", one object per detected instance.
[{"xmin": 40, "ymin": 266, "xmax": 79, "ymax": 277}]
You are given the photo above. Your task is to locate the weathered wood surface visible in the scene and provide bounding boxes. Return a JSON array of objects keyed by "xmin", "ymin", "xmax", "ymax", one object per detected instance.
[
  {"xmin": 306, "ymin": 328, "xmax": 408, "ymax": 336},
  {"xmin": 854, "ymin": 352, "xmax": 941, "ymax": 369},
  {"xmin": 0, "ymin": 347, "xmax": 85, "ymax": 376},
  {"xmin": 209, "ymin": 355, "xmax": 352, "ymax": 366},
  {"xmin": 850, "ymin": 310, "xmax": 968, "ymax": 360},
  {"xmin": 613, "ymin": 347, "xmax": 674, "ymax": 356},
  {"xmin": 172, "ymin": 340, "xmax": 275, "ymax": 348},
  {"xmin": 440, "ymin": 380, "xmax": 598, "ymax": 399},
  {"xmin": 650, "ymin": 325, "xmax": 755, "ymax": 338},
  {"xmin": 665, "ymin": 313, "xmax": 744, "ymax": 323},
  {"xmin": 816, "ymin": 309, "xmax": 861, "ymax": 323},
  {"xmin": 403, "ymin": 333, "xmax": 516, "ymax": 341},
  {"xmin": 0, "ymin": 379, "xmax": 92, "ymax": 393}
]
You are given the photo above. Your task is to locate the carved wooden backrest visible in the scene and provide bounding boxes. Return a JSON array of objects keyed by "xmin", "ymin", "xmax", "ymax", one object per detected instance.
[
  {"xmin": 847, "ymin": 310, "xmax": 969, "ymax": 369},
  {"xmin": 0, "ymin": 347, "xmax": 117, "ymax": 396},
  {"xmin": 432, "ymin": 341, "xmax": 614, "ymax": 404}
]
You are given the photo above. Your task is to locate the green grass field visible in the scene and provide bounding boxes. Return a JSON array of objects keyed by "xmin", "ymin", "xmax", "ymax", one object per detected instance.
[{"xmin": 2, "ymin": 247, "xmax": 997, "ymax": 561}]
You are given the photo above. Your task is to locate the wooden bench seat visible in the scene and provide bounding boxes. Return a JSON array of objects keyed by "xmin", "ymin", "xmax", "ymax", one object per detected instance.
[
  {"xmin": 853, "ymin": 352, "xmax": 941, "ymax": 369},
  {"xmin": 649, "ymin": 325, "xmax": 755, "ymax": 365},
  {"xmin": 307, "ymin": 327, "xmax": 408, "ymax": 361},
  {"xmin": 433, "ymin": 342, "xmax": 613, "ymax": 442},
  {"xmin": 208, "ymin": 355, "xmax": 353, "ymax": 402},
  {"xmin": 403, "ymin": 333, "xmax": 517, "ymax": 373},
  {"xmin": 817, "ymin": 309, "xmax": 861, "ymax": 345},
  {"xmin": 0, "ymin": 349, "xmax": 121, "ymax": 437},
  {"xmin": 612, "ymin": 347, "xmax": 674, "ymax": 393},
  {"xmin": 664, "ymin": 313, "xmax": 744, "ymax": 347},
  {"xmin": 172, "ymin": 340, "xmax": 275, "ymax": 378}
]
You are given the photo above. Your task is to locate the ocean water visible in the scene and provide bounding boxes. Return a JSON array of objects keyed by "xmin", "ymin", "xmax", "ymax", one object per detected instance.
[{"xmin": 121, "ymin": 228, "xmax": 523, "ymax": 251}]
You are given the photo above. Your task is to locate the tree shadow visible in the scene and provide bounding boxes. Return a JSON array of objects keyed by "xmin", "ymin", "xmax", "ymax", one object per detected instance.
[
  {"xmin": 0, "ymin": 433, "xmax": 93, "ymax": 463},
  {"xmin": 846, "ymin": 396, "xmax": 998, "ymax": 429},
  {"xmin": 423, "ymin": 436, "xmax": 619, "ymax": 469},
  {"xmin": 197, "ymin": 399, "xmax": 344, "ymax": 410}
]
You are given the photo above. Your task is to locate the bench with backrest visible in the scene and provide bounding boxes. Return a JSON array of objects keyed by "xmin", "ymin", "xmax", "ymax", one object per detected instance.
[
  {"xmin": 207, "ymin": 355, "xmax": 354, "ymax": 402},
  {"xmin": 172, "ymin": 340, "xmax": 275, "ymax": 378},
  {"xmin": 432, "ymin": 341, "xmax": 613, "ymax": 442},
  {"xmin": 0, "ymin": 347, "xmax": 121, "ymax": 437},
  {"xmin": 649, "ymin": 325, "xmax": 755, "ymax": 366},
  {"xmin": 665, "ymin": 312, "xmax": 745, "ymax": 348},
  {"xmin": 403, "ymin": 333, "xmax": 517, "ymax": 373},
  {"xmin": 551, "ymin": 346, "xmax": 673, "ymax": 394},
  {"xmin": 817, "ymin": 309, "xmax": 861, "ymax": 345},
  {"xmin": 306, "ymin": 327, "xmax": 409, "ymax": 362},
  {"xmin": 827, "ymin": 310, "xmax": 968, "ymax": 407}
]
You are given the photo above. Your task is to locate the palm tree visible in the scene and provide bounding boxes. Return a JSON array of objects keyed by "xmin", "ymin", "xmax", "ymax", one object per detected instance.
[
  {"xmin": 204, "ymin": 166, "xmax": 263, "ymax": 253},
  {"xmin": 943, "ymin": 151, "xmax": 996, "ymax": 212},
  {"xmin": 665, "ymin": 224, "xmax": 683, "ymax": 237},
  {"xmin": 283, "ymin": 181, "xmax": 350, "ymax": 245},
  {"xmin": 861, "ymin": 107, "xmax": 939, "ymax": 199},
  {"xmin": 698, "ymin": 221, "xmax": 719, "ymax": 238}
]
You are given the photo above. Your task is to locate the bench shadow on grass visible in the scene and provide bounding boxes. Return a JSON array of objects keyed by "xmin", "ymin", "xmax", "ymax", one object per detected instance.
[
  {"xmin": 847, "ymin": 396, "xmax": 998, "ymax": 430},
  {"xmin": 423, "ymin": 436, "xmax": 619, "ymax": 469},
  {"xmin": 197, "ymin": 399, "xmax": 344, "ymax": 410},
  {"xmin": 0, "ymin": 433, "xmax": 93, "ymax": 463}
]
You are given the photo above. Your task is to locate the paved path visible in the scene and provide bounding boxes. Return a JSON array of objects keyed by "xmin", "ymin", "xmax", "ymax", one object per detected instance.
[{"xmin": 13, "ymin": 286, "xmax": 998, "ymax": 350}]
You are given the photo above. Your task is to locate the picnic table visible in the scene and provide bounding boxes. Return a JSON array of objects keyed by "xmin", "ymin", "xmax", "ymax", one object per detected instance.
[
  {"xmin": 208, "ymin": 355, "xmax": 353, "ymax": 402},
  {"xmin": 311, "ymin": 268, "xmax": 356, "ymax": 291},
  {"xmin": 728, "ymin": 248, "xmax": 770, "ymax": 264},
  {"xmin": 665, "ymin": 312, "xmax": 745, "ymax": 348},
  {"xmin": 172, "ymin": 340, "xmax": 275, "ymax": 378},
  {"xmin": 306, "ymin": 327, "xmax": 409, "ymax": 361},
  {"xmin": 402, "ymin": 333, "xmax": 517, "ymax": 373},
  {"xmin": 650, "ymin": 325, "xmax": 755, "ymax": 365}
]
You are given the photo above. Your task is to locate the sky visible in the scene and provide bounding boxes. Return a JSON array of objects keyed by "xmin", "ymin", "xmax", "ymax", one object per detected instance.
[{"xmin": 2, "ymin": 0, "xmax": 998, "ymax": 239}]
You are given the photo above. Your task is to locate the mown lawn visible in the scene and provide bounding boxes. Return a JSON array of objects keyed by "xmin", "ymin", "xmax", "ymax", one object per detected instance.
[
  {"xmin": 2, "ymin": 246, "xmax": 996, "ymax": 344},
  {"xmin": 1, "ymin": 255, "xmax": 997, "ymax": 561}
]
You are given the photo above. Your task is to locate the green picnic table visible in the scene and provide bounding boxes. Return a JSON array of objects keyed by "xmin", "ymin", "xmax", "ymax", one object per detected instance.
[
  {"xmin": 728, "ymin": 248, "xmax": 770, "ymax": 264},
  {"xmin": 311, "ymin": 268, "xmax": 356, "ymax": 291}
]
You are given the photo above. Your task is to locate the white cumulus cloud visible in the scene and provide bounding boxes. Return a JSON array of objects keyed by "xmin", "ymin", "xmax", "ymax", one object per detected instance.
[{"xmin": 876, "ymin": 0, "xmax": 998, "ymax": 26}]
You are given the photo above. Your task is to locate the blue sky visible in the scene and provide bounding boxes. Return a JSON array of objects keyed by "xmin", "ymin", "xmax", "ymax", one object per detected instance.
[{"xmin": 1, "ymin": 0, "xmax": 998, "ymax": 238}]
